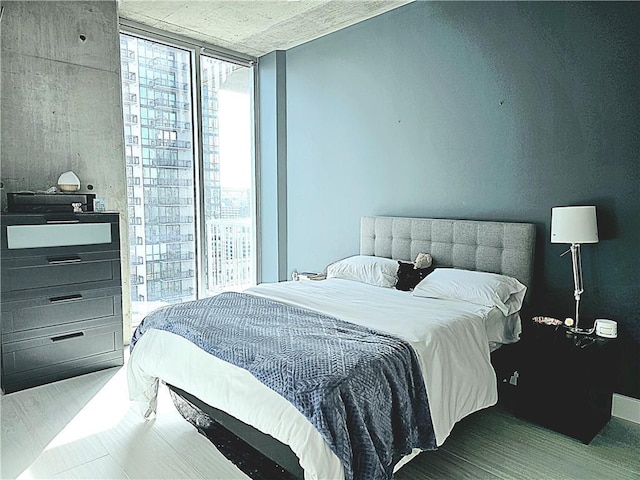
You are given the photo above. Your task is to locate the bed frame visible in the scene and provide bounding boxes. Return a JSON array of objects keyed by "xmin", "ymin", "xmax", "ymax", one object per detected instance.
[{"xmin": 169, "ymin": 216, "xmax": 537, "ymax": 479}]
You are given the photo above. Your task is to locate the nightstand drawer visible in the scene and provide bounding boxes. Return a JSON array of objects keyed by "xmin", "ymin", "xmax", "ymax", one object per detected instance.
[
  {"xmin": 2, "ymin": 321, "xmax": 123, "ymax": 377},
  {"xmin": 2, "ymin": 288, "xmax": 121, "ymax": 336}
]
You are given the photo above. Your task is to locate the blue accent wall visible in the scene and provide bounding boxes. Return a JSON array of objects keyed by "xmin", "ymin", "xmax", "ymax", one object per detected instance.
[{"xmin": 262, "ymin": 2, "xmax": 640, "ymax": 397}]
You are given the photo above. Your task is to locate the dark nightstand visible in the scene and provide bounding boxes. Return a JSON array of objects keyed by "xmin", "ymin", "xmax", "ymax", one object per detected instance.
[{"xmin": 515, "ymin": 323, "xmax": 617, "ymax": 444}]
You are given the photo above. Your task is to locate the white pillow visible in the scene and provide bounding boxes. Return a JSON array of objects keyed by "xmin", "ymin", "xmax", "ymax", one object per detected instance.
[
  {"xmin": 412, "ymin": 268, "xmax": 527, "ymax": 315},
  {"xmin": 326, "ymin": 255, "xmax": 398, "ymax": 288}
]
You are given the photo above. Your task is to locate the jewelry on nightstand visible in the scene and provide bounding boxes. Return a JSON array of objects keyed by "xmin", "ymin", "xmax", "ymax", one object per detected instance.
[{"xmin": 532, "ymin": 316, "xmax": 563, "ymax": 326}]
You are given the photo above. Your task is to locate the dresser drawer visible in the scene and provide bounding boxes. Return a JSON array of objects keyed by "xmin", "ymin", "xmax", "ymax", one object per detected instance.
[
  {"xmin": 2, "ymin": 288, "xmax": 121, "ymax": 337},
  {"xmin": 1, "ymin": 213, "xmax": 120, "ymax": 259},
  {"xmin": 0, "ymin": 212, "xmax": 123, "ymax": 393},
  {"xmin": 1, "ymin": 254, "xmax": 120, "ymax": 298},
  {"xmin": 1, "ymin": 321, "xmax": 124, "ymax": 394},
  {"xmin": 2, "ymin": 321, "xmax": 123, "ymax": 377}
]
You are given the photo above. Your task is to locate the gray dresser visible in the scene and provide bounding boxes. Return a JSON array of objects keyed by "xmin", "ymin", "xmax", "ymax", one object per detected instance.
[{"xmin": 1, "ymin": 213, "xmax": 124, "ymax": 394}]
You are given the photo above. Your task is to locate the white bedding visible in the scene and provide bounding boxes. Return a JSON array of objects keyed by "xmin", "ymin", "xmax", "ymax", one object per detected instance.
[{"xmin": 128, "ymin": 278, "xmax": 505, "ymax": 479}]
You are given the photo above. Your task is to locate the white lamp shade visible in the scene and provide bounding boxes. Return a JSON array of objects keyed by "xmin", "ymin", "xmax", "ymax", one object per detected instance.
[{"xmin": 551, "ymin": 206, "xmax": 599, "ymax": 244}]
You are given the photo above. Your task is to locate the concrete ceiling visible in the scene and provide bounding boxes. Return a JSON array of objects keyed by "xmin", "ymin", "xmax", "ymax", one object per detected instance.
[{"xmin": 117, "ymin": 0, "xmax": 413, "ymax": 58}]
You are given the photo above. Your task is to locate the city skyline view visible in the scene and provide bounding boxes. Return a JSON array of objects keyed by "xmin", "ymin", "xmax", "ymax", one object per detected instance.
[{"xmin": 119, "ymin": 34, "xmax": 255, "ymax": 330}]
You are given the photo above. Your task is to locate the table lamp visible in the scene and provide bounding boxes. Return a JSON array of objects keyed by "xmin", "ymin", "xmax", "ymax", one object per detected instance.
[{"xmin": 551, "ymin": 206, "xmax": 599, "ymax": 334}]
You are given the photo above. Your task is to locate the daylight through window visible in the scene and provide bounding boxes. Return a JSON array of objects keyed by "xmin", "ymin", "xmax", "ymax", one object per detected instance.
[{"xmin": 119, "ymin": 32, "xmax": 256, "ymax": 333}]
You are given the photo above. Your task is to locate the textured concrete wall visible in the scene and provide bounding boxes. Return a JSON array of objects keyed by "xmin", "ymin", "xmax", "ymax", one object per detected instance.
[{"xmin": 1, "ymin": 1, "xmax": 131, "ymax": 335}]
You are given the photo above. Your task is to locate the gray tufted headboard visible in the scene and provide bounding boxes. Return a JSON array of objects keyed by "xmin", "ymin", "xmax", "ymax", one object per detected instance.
[{"xmin": 360, "ymin": 216, "xmax": 536, "ymax": 297}]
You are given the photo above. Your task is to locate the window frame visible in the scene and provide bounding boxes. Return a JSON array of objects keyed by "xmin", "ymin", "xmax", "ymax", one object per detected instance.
[{"xmin": 119, "ymin": 19, "xmax": 261, "ymax": 304}]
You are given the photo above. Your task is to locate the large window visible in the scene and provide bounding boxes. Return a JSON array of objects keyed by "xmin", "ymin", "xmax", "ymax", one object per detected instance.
[{"xmin": 119, "ymin": 31, "xmax": 256, "ymax": 332}]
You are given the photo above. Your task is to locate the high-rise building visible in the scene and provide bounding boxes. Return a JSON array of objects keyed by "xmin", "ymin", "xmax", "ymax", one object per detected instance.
[{"xmin": 120, "ymin": 35, "xmax": 253, "ymax": 330}]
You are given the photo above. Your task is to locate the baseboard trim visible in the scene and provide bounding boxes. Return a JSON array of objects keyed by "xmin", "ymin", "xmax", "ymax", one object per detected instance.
[{"xmin": 612, "ymin": 394, "xmax": 640, "ymax": 424}]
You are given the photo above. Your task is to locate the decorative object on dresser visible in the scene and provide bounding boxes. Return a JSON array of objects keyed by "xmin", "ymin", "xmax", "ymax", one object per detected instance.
[
  {"xmin": 56, "ymin": 170, "xmax": 81, "ymax": 192},
  {"xmin": 1, "ymin": 213, "xmax": 123, "ymax": 394},
  {"xmin": 516, "ymin": 320, "xmax": 617, "ymax": 444},
  {"xmin": 550, "ymin": 205, "xmax": 599, "ymax": 334}
]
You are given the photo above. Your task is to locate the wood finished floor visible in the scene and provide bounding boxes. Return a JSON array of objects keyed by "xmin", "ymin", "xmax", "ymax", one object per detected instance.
[{"xmin": 1, "ymin": 362, "xmax": 639, "ymax": 480}]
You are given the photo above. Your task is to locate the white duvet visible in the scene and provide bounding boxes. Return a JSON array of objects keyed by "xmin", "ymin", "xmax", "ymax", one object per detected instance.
[{"xmin": 128, "ymin": 278, "xmax": 503, "ymax": 479}]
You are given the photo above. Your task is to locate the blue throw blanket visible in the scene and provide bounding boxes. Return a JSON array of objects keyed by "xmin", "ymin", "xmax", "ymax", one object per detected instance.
[{"xmin": 131, "ymin": 292, "xmax": 436, "ymax": 479}]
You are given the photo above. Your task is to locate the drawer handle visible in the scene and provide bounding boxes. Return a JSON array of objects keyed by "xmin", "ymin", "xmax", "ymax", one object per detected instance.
[
  {"xmin": 46, "ymin": 220, "xmax": 80, "ymax": 224},
  {"xmin": 51, "ymin": 332, "xmax": 84, "ymax": 342},
  {"xmin": 47, "ymin": 256, "xmax": 82, "ymax": 265},
  {"xmin": 49, "ymin": 294, "xmax": 83, "ymax": 303}
]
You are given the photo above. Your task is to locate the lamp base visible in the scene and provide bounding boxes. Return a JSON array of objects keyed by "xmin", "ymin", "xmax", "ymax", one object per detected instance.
[{"xmin": 568, "ymin": 327, "xmax": 594, "ymax": 336}]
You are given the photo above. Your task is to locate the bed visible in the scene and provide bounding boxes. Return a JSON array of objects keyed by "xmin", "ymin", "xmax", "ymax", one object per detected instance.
[{"xmin": 128, "ymin": 216, "xmax": 536, "ymax": 480}]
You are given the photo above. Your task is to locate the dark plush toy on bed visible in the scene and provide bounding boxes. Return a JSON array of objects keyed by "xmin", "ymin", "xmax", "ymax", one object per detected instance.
[{"xmin": 395, "ymin": 259, "xmax": 434, "ymax": 291}]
